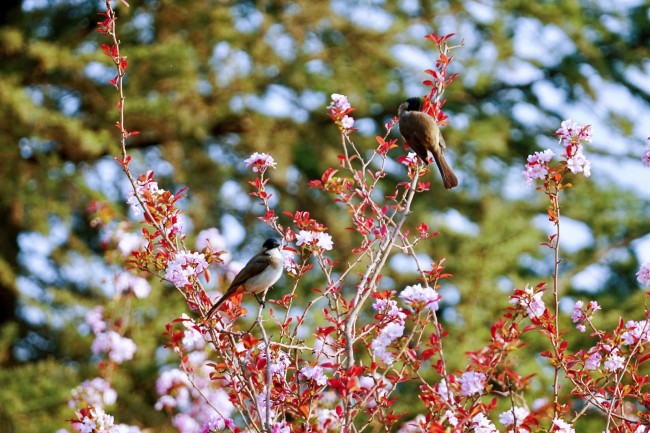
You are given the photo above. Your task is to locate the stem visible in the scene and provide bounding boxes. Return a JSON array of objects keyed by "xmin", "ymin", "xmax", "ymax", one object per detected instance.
[
  {"xmin": 552, "ymin": 187, "xmax": 561, "ymax": 417},
  {"xmin": 341, "ymin": 166, "xmax": 420, "ymax": 431},
  {"xmin": 255, "ymin": 297, "xmax": 272, "ymax": 432}
]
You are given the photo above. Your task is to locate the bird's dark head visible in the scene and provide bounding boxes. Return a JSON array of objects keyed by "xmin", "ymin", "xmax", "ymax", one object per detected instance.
[
  {"xmin": 398, "ymin": 97, "xmax": 423, "ymax": 117},
  {"xmin": 404, "ymin": 97, "xmax": 423, "ymax": 112},
  {"xmin": 262, "ymin": 238, "xmax": 281, "ymax": 250}
]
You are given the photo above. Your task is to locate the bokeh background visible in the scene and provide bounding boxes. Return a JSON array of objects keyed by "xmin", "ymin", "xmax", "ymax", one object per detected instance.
[{"xmin": 1, "ymin": 0, "xmax": 649, "ymax": 431}]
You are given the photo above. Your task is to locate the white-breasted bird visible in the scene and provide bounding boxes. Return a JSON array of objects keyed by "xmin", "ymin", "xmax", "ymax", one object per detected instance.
[{"xmin": 206, "ymin": 238, "xmax": 283, "ymax": 318}]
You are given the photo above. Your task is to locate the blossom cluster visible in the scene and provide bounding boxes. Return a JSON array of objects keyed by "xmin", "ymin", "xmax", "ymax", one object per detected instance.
[
  {"xmin": 523, "ymin": 119, "xmax": 592, "ymax": 186},
  {"xmin": 295, "ymin": 229, "xmax": 334, "ymax": 252},
  {"xmin": 522, "ymin": 149, "xmax": 555, "ymax": 186},
  {"xmin": 68, "ymin": 378, "xmax": 117, "ymax": 410},
  {"xmin": 60, "ymin": 405, "xmax": 142, "ymax": 433},
  {"xmin": 126, "ymin": 170, "xmax": 163, "ymax": 217},
  {"xmin": 510, "ymin": 284, "xmax": 547, "ymax": 320},
  {"xmin": 399, "ymin": 283, "xmax": 441, "ymax": 313},
  {"xmin": 86, "ymin": 307, "xmax": 137, "ymax": 364},
  {"xmin": 458, "ymin": 370, "xmax": 486, "ymax": 396},
  {"xmin": 556, "ymin": 119, "xmax": 592, "ymax": 175},
  {"xmin": 326, "ymin": 93, "xmax": 355, "ymax": 134},
  {"xmin": 165, "ymin": 251, "xmax": 209, "ymax": 289},
  {"xmin": 299, "ymin": 365, "xmax": 328, "ymax": 386},
  {"xmin": 370, "ymin": 296, "xmax": 406, "ymax": 365},
  {"xmin": 498, "ymin": 405, "xmax": 530, "ymax": 428},
  {"xmin": 570, "ymin": 299, "xmax": 601, "ymax": 332},
  {"xmin": 552, "ymin": 418, "xmax": 575, "ymax": 433},
  {"xmin": 244, "ymin": 152, "xmax": 277, "ymax": 173},
  {"xmin": 195, "ymin": 228, "xmax": 228, "ymax": 255},
  {"xmin": 114, "ymin": 272, "xmax": 151, "ymax": 298},
  {"xmin": 470, "ymin": 412, "xmax": 498, "ymax": 433},
  {"xmin": 637, "ymin": 261, "xmax": 650, "ymax": 286},
  {"xmin": 155, "ymin": 317, "xmax": 235, "ymax": 433},
  {"xmin": 91, "ymin": 330, "xmax": 137, "ymax": 364}
]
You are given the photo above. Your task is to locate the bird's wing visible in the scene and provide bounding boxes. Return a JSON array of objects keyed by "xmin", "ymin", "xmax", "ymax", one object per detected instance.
[
  {"xmin": 438, "ymin": 129, "xmax": 447, "ymax": 150},
  {"xmin": 228, "ymin": 254, "xmax": 270, "ymax": 289},
  {"xmin": 409, "ymin": 113, "xmax": 439, "ymax": 160}
]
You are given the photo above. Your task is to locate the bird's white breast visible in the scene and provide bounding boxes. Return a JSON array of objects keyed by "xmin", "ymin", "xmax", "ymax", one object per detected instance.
[{"xmin": 243, "ymin": 248, "xmax": 284, "ymax": 294}]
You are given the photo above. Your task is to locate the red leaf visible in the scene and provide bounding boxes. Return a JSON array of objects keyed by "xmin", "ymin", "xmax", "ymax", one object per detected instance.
[{"xmin": 420, "ymin": 348, "xmax": 437, "ymax": 361}]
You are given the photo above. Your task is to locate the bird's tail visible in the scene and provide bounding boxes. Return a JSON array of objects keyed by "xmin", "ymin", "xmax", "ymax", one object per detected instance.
[
  {"xmin": 432, "ymin": 150, "xmax": 459, "ymax": 189},
  {"xmin": 206, "ymin": 293, "xmax": 230, "ymax": 318}
]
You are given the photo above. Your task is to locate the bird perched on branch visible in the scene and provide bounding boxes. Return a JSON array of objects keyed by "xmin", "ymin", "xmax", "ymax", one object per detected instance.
[
  {"xmin": 398, "ymin": 97, "xmax": 458, "ymax": 189},
  {"xmin": 206, "ymin": 238, "xmax": 283, "ymax": 318}
]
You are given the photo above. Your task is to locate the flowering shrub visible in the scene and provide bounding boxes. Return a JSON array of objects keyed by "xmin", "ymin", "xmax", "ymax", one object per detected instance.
[{"xmin": 60, "ymin": 2, "xmax": 650, "ymax": 433}]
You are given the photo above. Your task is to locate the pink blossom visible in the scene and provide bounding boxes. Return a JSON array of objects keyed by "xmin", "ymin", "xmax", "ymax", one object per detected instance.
[
  {"xmin": 373, "ymin": 298, "xmax": 406, "ymax": 322},
  {"xmin": 195, "ymin": 227, "xmax": 227, "ymax": 254},
  {"xmin": 256, "ymin": 388, "xmax": 276, "ymax": 421},
  {"xmin": 127, "ymin": 170, "xmax": 162, "ymax": 216},
  {"xmin": 459, "ymin": 371, "xmax": 486, "ymax": 396},
  {"xmin": 172, "ymin": 413, "xmax": 199, "ymax": 433},
  {"xmin": 68, "ymin": 377, "xmax": 117, "ymax": 409},
  {"xmin": 85, "ymin": 306, "xmax": 106, "ymax": 334},
  {"xmin": 300, "ymin": 365, "xmax": 328, "ymax": 386},
  {"xmin": 200, "ymin": 415, "xmax": 235, "ymax": 433},
  {"xmin": 358, "ymin": 375, "xmax": 390, "ymax": 409},
  {"xmin": 510, "ymin": 285, "xmax": 546, "ymax": 319},
  {"xmin": 556, "ymin": 120, "xmax": 592, "ymax": 177},
  {"xmin": 282, "ymin": 250, "xmax": 299, "ymax": 275},
  {"xmin": 165, "ymin": 250, "xmax": 209, "ymax": 288},
  {"xmin": 91, "ymin": 331, "xmax": 137, "ymax": 364},
  {"xmin": 327, "ymin": 93, "xmax": 351, "ymax": 111},
  {"xmin": 341, "ymin": 115, "xmax": 354, "ymax": 130},
  {"xmin": 154, "ymin": 369, "xmax": 191, "ymax": 410},
  {"xmin": 603, "ymin": 350, "xmax": 625, "ymax": 372},
  {"xmin": 397, "ymin": 414, "xmax": 427, "ymax": 433},
  {"xmin": 471, "ymin": 413, "xmax": 498, "ymax": 433},
  {"xmin": 622, "ymin": 320, "xmax": 650, "ymax": 345},
  {"xmin": 585, "ymin": 350, "xmax": 602, "ymax": 370},
  {"xmin": 445, "ymin": 410, "xmax": 459, "ymax": 427},
  {"xmin": 77, "ymin": 407, "xmax": 116, "ymax": 433},
  {"xmin": 115, "ymin": 272, "xmax": 151, "ymax": 298},
  {"xmin": 155, "ymin": 361, "xmax": 235, "ymax": 427},
  {"xmin": 115, "ymin": 230, "xmax": 145, "ymax": 256},
  {"xmin": 316, "ymin": 232, "xmax": 334, "ymax": 250},
  {"xmin": 636, "ymin": 262, "xmax": 650, "ymax": 286},
  {"xmin": 180, "ymin": 314, "xmax": 206, "ymax": 351},
  {"xmin": 244, "ymin": 152, "xmax": 277, "ymax": 173},
  {"xmin": 271, "ymin": 421, "xmax": 291, "ymax": 433},
  {"xmin": 436, "ymin": 378, "xmax": 453, "ymax": 403},
  {"xmin": 552, "ymin": 418, "xmax": 575, "ymax": 433},
  {"xmin": 555, "ymin": 119, "xmax": 592, "ymax": 145},
  {"xmin": 259, "ymin": 346, "xmax": 290, "ymax": 376},
  {"xmin": 315, "ymin": 407, "xmax": 341, "ymax": 432},
  {"xmin": 498, "ymin": 406, "xmax": 530, "ymax": 426},
  {"xmin": 295, "ymin": 230, "xmax": 334, "ymax": 251},
  {"xmin": 371, "ymin": 322, "xmax": 405, "ymax": 365},
  {"xmin": 522, "ymin": 149, "xmax": 555, "ymax": 186},
  {"xmin": 400, "ymin": 152, "xmax": 420, "ymax": 167},
  {"xmin": 571, "ymin": 300, "xmax": 586, "ymax": 331},
  {"xmin": 565, "ymin": 148, "xmax": 591, "ymax": 176},
  {"xmin": 399, "ymin": 283, "xmax": 441, "ymax": 312}
]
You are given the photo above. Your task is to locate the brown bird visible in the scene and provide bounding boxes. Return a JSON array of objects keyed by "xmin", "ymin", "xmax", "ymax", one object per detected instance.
[
  {"xmin": 398, "ymin": 97, "xmax": 458, "ymax": 189},
  {"xmin": 206, "ymin": 238, "xmax": 283, "ymax": 318}
]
